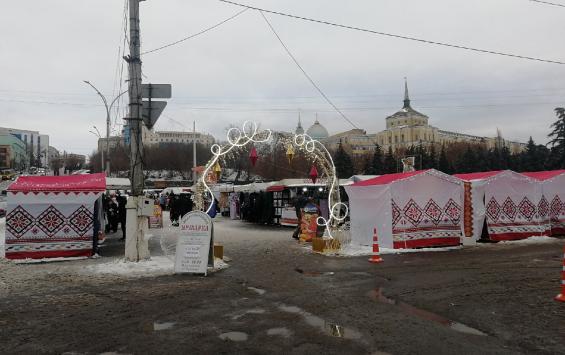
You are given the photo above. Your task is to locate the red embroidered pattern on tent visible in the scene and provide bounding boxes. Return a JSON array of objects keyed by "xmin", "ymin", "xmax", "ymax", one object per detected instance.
[{"xmin": 6, "ymin": 206, "xmax": 35, "ymax": 238}]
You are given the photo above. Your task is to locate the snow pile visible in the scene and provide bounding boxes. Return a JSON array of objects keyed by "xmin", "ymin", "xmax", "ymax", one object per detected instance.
[
  {"xmin": 333, "ymin": 243, "xmax": 461, "ymax": 257},
  {"xmin": 494, "ymin": 236, "xmax": 557, "ymax": 245},
  {"xmin": 83, "ymin": 256, "xmax": 229, "ymax": 277},
  {"xmin": 0, "ymin": 217, "xmax": 5, "ymax": 259}
]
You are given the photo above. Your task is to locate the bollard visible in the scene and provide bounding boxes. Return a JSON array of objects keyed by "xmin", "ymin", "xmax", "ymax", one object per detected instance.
[{"xmin": 368, "ymin": 227, "xmax": 383, "ymax": 264}]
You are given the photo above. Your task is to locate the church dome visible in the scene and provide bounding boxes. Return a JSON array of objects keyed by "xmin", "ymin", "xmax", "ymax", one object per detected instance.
[{"xmin": 306, "ymin": 119, "xmax": 329, "ymax": 140}]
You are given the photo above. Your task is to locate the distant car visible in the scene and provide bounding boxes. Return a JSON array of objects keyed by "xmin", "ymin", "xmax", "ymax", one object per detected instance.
[{"xmin": 1, "ymin": 169, "xmax": 16, "ymax": 181}]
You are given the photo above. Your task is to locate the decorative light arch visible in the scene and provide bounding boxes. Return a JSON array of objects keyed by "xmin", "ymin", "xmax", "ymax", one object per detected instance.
[{"xmin": 193, "ymin": 121, "xmax": 348, "ymax": 240}]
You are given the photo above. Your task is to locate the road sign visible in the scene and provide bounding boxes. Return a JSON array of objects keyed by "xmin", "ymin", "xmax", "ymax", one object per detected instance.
[
  {"xmin": 141, "ymin": 84, "xmax": 171, "ymax": 99},
  {"xmin": 175, "ymin": 211, "xmax": 214, "ymax": 275},
  {"xmin": 142, "ymin": 101, "xmax": 167, "ymax": 129}
]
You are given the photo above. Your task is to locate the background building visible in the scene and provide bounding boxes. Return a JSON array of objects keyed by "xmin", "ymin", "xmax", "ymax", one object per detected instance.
[
  {"xmin": 0, "ymin": 134, "xmax": 27, "ymax": 170},
  {"xmin": 145, "ymin": 130, "xmax": 215, "ymax": 147},
  {"xmin": 0, "ymin": 127, "xmax": 50, "ymax": 167},
  {"xmin": 320, "ymin": 80, "xmax": 525, "ymax": 155}
]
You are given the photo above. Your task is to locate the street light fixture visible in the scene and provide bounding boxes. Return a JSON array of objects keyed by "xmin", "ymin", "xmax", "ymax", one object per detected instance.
[
  {"xmin": 88, "ymin": 126, "xmax": 103, "ymax": 173},
  {"xmin": 83, "ymin": 80, "xmax": 127, "ymax": 175}
]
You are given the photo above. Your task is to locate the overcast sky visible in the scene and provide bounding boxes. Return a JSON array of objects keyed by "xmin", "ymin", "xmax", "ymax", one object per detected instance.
[{"xmin": 2, "ymin": 0, "xmax": 565, "ymax": 155}]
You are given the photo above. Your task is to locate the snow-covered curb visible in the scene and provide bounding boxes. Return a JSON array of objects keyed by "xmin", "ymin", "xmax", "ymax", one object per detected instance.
[
  {"xmin": 82, "ymin": 256, "xmax": 229, "ymax": 277},
  {"xmin": 477, "ymin": 235, "xmax": 558, "ymax": 246},
  {"xmin": 319, "ymin": 235, "xmax": 560, "ymax": 257},
  {"xmin": 13, "ymin": 256, "xmax": 89, "ymax": 264},
  {"xmin": 332, "ymin": 244, "xmax": 462, "ymax": 257}
]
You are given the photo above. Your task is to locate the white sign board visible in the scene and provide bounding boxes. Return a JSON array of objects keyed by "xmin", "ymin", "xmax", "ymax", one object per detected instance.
[{"xmin": 175, "ymin": 211, "xmax": 213, "ymax": 275}]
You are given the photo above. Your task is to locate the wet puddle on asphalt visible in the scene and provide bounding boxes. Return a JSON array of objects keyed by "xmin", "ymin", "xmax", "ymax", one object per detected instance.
[
  {"xmin": 232, "ymin": 308, "xmax": 267, "ymax": 320},
  {"xmin": 278, "ymin": 304, "xmax": 362, "ymax": 340},
  {"xmin": 247, "ymin": 286, "xmax": 266, "ymax": 295},
  {"xmin": 219, "ymin": 331, "xmax": 249, "ymax": 342},
  {"xmin": 143, "ymin": 322, "xmax": 177, "ymax": 333},
  {"xmin": 368, "ymin": 289, "xmax": 487, "ymax": 336},
  {"xmin": 266, "ymin": 327, "xmax": 292, "ymax": 338},
  {"xmin": 295, "ymin": 268, "xmax": 335, "ymax": 276}
]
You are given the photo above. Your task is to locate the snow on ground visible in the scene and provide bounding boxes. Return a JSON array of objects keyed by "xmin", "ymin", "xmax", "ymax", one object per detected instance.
[
  {"xmin": 82, "ymin": 256, "xmax": 229, "ymax": 278},
  {"xmin": 480, "ymin": 236, "xmax": 559, "ymax": 246}
]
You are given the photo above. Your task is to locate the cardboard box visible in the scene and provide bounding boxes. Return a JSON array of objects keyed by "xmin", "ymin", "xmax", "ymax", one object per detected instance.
[
  {"xmin": 312, "ymin": 237, "xmax": 341, "ymax": 253},
  {"xmin": 214, "ymin": 243, "xmax": 224, "ymax": 260}
]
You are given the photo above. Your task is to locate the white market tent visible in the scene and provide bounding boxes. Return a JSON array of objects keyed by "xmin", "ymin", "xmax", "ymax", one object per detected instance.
[
  {"xmin": 106, "ymin": 177, "xmax": 131, "ymax": 191},
  {"xmin": 345, "ymin": 169, "xmax": 464, "ymax": 249},
  {"xmin": 4, "ymin": 174, "xmax": 106, "ymax": 259},
  {"xmin": 522, "ymin": 170, "xmax": 565, "ymax": 236},
  {"xmin": 454, "ymin": 170, "xmax": 546, "ymax": 242}
]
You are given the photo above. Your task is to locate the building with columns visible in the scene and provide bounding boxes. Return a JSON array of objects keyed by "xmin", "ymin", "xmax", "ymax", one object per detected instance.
[{"xmin": 317, "ymin": 80, "xmax": 525, "ymax": 155}]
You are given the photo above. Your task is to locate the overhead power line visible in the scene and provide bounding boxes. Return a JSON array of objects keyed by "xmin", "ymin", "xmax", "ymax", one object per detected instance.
[
  {"xmin": 142, "ymin": 8, "xmax": 249, "ymax": 55},
  {"xmin": 259, "ymin": 11, "xmax": 359, "ymax": 129},
  {"xmin": 530, "ymin": 0, "xmax": 565, "ymax": 8},
  {"xmin": 220, "ymin": 0, "xmax": 565, "ymax": 65}
]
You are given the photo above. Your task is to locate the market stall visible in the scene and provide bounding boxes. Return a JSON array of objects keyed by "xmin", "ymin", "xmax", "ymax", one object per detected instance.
[
  {"xmin": 454, "ymin": 170, "xmax": 546, "ymax": 241},
  {"xmin": 345, "ymin": 169, "xmax": 464, "ymax": 249},
  {"xmin": 4, "ymin": 173, "xmax": 106, "ymax": 259},
  {"xmin": 522, "ymin": 170, "xmax": 565, "ymax": 236}
]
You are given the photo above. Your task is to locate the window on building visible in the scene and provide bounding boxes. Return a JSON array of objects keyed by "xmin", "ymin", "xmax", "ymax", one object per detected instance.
[
  {"xmin": 401, "ymin": 134, "xmax": 404, "ymax": 142},
  {"xmin": 395, "ymin": 136, "xmax": 398, "ymax": 143},
  {"xmin": 388, "ymin": 137, "xmax": 392, "ymax": 144}
]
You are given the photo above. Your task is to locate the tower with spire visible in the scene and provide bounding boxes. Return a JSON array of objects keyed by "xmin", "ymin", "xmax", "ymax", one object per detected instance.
[
  {"xmin": 403, "ymin": 77, "xmax": 411, "ymax": 109},
  {"xmin": 295, "ymin": 113, "xmax": 304, "ymax": 135},
  {"xmin": 385, "ymin": 78, "xmax": 429, "ymax": 130}
]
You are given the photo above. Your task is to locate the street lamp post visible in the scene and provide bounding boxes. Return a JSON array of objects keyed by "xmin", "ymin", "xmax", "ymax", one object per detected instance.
[
  {"xmin": 89, "ymin": 126, "xmax": 103, "ymax": 173},
  {"xmin": 83, "ymin": 80, "xmax": 127, "ymax": 175}
]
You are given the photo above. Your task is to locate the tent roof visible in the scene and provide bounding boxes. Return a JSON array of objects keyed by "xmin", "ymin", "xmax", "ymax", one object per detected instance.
[
  {"xmin": 453, "ymin": 170, "xmax": 505, "ymax": 181},
  {"xmin": 521, "ymin": 170, "xmax": 565, "ymax": 181},
  {"xmin": 352, "ymin": 170, "xmax": 427, "ymax": 186},
  {"xmin": 8, "ymin": 173, "xmax": 106, "ymax": 192}
]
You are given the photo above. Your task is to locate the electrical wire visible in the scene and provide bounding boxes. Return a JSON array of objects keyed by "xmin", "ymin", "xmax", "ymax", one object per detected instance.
[
  {"xmin": 259, "ymin": 11, "xmax": 359, "ymax": 129},
  {"xmin": 141, "ymin": 8, "xmax": 249, "ymax": 55},
  {"xmin": 2, "ymin": 97, "xmax": 563, "ymax": 111},
  {"xmin": 529, "ymin": 0, "xmax": 565, "ymax": 8},
  {"xmin": 220, "ymin": 0, "xmax": 565, "ymax": 65}
]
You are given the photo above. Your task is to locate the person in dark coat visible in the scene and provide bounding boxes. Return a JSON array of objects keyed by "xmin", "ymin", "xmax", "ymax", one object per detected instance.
[
  {"xmin": 107, "ymin": 194, "xmax": 119, "ymax": 233},
  {"xmin": 169, "ymin": 192, "xmax": 180, "ymax": 226},
  {"xmin": 116, "ymin": 193, "xmax": 127, "ymax": 240}
]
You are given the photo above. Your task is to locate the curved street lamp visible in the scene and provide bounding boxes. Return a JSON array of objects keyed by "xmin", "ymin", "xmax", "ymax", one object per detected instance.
[
  {"xmin": 83, "ymin": 80, "xmax": 127, "ymax": 175},
  {"xmin": 88, "ymin": 126, "xmax": 104, "ymax": 173}
]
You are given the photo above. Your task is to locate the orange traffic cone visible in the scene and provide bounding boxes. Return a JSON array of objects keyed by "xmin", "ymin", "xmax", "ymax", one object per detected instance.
[
  {"xmin": 368, "ymin": 228, "xmax": 383, "ymax": 264},
  {"xmin": 555, "ymin": 245, "xmax": 565, "ymax": 302}
]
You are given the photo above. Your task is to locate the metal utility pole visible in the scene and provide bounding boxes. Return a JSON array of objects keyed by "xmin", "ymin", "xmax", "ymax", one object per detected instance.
[
  {"xmin": 124, "ymin": 0, "xmax": 150, "ymax": 261},
  {"xmin": 193, "ymin": 121, "xmax": 197, "ymax": 182}
]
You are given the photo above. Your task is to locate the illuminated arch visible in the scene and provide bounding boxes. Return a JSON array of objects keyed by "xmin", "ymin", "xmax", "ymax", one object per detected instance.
[{"xmin": 193, "ymin": 121, "xmax": 348, "ymax": 240}]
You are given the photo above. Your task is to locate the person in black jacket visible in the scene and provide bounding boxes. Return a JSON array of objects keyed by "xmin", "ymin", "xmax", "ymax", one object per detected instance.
[{"xmin": 116, "ymin": 192, "xmax": 127, "ymax": 240}]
